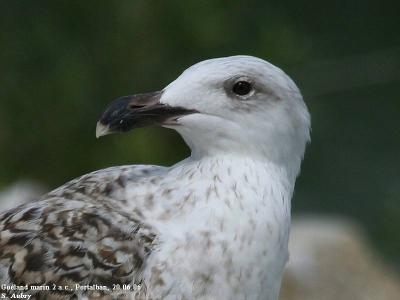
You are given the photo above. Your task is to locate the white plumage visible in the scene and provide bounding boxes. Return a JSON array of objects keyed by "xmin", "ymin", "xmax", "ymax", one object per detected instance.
[{"xmin": 0, "ymin": 55, "xmax": 310, "ymax": 300}]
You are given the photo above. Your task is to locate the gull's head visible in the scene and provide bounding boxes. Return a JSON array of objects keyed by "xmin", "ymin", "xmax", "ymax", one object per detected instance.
[{"xmin": 97, "ymin": 55, "xmax": 310, "ymax": 172}]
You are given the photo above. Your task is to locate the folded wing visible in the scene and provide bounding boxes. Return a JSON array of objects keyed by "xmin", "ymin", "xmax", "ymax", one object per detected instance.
[{"xmin": 0, "ymin": 165, "xmax": 165, "ymax": 299}]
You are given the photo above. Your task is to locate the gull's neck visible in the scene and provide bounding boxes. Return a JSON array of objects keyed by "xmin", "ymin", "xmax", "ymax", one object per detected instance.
[{"xmin": 174, "ymin": 151, "xmax": 300, "ymax": 188}]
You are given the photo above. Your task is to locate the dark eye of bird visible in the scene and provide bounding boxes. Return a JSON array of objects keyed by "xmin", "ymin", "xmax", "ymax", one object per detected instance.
[{"xmin": 232, "ymin": 81, "xmax": 252, "ymax": 96}]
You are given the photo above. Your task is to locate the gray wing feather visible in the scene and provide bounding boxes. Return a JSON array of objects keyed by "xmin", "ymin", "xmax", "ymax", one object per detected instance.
[{"xmin": 0, "ymin": 165, "xmax": 164, "ymax": 299}]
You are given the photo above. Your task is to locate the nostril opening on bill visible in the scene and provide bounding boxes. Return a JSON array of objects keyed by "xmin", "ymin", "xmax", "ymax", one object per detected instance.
[{"xmin": 129, "ymin": 104, "xmax": 147, "ymax": 109}]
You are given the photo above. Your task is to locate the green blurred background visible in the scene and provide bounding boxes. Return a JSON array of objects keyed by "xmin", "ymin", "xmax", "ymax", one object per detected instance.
[{"xmin": 0, "ymin": 1, "xmax": 399, "ymax": 269}]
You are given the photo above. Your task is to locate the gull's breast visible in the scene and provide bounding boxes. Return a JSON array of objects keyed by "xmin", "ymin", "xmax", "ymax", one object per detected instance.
[{"xmin": 137, "ymin": 156, "xmax": 293, "ymax": 299}]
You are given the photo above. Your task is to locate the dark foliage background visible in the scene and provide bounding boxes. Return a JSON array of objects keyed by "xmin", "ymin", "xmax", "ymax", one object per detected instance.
[{"xmin": 0, "ymin": 1, "xmax": 399, "ymax": 268}]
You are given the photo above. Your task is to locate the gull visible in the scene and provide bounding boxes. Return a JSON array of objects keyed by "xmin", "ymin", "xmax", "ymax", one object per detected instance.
[{"xmin": 0, "ymin": 55, "xmax": 310, "ymax": 300}]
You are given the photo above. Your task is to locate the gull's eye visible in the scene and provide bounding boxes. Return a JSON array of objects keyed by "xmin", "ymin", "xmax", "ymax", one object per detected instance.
[{"xmin": 232, "ymin": 81, "xmax": 252, "ymax": 96}]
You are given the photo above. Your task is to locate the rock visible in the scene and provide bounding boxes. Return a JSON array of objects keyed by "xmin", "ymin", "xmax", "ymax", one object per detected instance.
[
  {"xmin": 281, "ymin": 215, "xmax": 400, "ymax": 300},
  {"xmin": 0, "ymin": 180, "xmax": 46, "ymax": 211}
]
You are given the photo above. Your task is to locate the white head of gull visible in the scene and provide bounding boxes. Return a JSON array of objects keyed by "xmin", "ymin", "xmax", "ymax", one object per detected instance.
[
  {"xmin": 162, "ymin": 56, "xmax": 309, "ymax": 176},
  {"xmin": 1, "ymin": 55, "xmax": 310, "ymax": 300}
]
